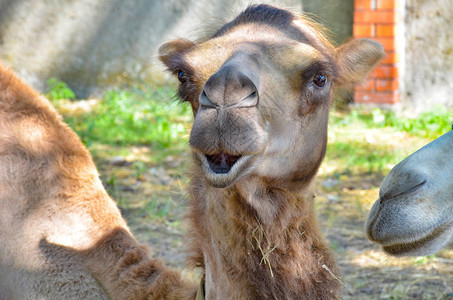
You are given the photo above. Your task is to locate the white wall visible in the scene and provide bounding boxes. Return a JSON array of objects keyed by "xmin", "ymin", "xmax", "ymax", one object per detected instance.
[{"xmin": 403, "ymin": 0, "xmax": 453, "ymax": 112}]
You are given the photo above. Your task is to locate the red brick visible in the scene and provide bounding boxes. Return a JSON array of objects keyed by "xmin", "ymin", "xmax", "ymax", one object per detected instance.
[
  {"xmin": 354, "ymin": 91, "xmax": 400, "ymax": 104},
  {"xmin": 354, "ymin": 11, "xmax": 399, "ymax": 24},
  {"xmin": 376, "ymin": 25, "xmax": 397, "ymax": 37},
  {"xmin": 356, "ymin": 78, "xmax": 375, "ymax": 92},
  {"xmin": 373, "ymin": 65, "xmax": 399, "ymax": 78},
  {"xmin": 374, "ymin": 37, "xmax": 397, "ymax": 51},
  {"xmin": 353, "ymin": 24, "xmax": 374, "ymax": 37},
  {"xmin": 377, "ymin": 0, "xmax": 400, "ymax": 10},
  {"xmin": 380, "ymin": 51, "xmax": 400, "ymax": 64},
  {"xmin": 355, "ymin": 0, "xmax": 373, "ymax": 10},
  {"xmin": 376, "ymin": 79, "xmax": 399, "ymax": 92}
]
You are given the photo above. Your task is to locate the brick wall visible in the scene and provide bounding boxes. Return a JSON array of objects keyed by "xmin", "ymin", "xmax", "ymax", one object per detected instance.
[{"xmin": 353, "ymin": 0, "xmax": 402, "ymax": 104}]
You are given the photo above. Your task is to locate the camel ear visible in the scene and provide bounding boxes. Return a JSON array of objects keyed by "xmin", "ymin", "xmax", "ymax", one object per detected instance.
[
  {"xmin": 158, "ymin": 39, "xmax": 196, "ymax": 68},
  {"xmin": 335, "ymin": 39, "xmax": 385, "ymax": 89}
]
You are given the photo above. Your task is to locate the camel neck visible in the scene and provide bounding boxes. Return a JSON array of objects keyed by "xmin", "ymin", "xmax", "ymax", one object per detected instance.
[{"xmin": 188, "ymin": 176, "xmax": 340, "ymax": 299}]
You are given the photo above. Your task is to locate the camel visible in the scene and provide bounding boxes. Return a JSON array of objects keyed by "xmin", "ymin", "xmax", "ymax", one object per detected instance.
[
  {"xmin": 0, "ymin": 64, "xmax": 196, "ymax": 299},
  {"xmin": 159, "ymin": 4, "xmax": 384, "ymax": 299},
  {"xmin": 366, "ymin": 129, "xmax": 453, "ymax": 257}
]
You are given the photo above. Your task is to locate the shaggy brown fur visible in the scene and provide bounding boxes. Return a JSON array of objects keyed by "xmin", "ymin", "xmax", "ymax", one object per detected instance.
[
  {"xmin": 159, "ymin": 5, "xmax": 384, "ymax": 299},
  {"xmin": 0, "ymin": 65, "xmax": 196, "ymax": 299}
]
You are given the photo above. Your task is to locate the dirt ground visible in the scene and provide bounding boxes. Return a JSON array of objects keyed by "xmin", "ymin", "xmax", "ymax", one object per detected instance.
[{"xmin": 93, "ymin": 138, "xmax": 453, "ymax": 300}]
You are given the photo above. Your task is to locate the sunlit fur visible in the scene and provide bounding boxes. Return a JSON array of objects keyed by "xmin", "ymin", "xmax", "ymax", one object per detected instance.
[
  {"xmin": 0, "ymin": 65, "xmax": 195, "ymax": 299},
  {"xmin": 160, "ymin": 4, "xmax": 384, "ymax": 299},
  {"xmin": 366, "ymin": 130, "xmax": 453, "ymax": 256}
]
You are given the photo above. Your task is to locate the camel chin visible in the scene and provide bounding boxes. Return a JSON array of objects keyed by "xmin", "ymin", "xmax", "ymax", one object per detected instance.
[
  {"xmin": 367, "ymin": 198, "xmax": 453, "ymax": 257},
  {"xmin": 366, "ymin": 130, "xmax": 453, "ymax": 256}
]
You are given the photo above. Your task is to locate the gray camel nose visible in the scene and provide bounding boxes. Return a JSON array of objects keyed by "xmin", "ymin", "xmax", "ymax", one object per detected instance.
[
  {"xmin": 379, "ymin": 162, "xmax": 427, "ymax": 202},
  {"xmin": 200, "ymin": 64, "xmax": 259, "ymax": 108}
]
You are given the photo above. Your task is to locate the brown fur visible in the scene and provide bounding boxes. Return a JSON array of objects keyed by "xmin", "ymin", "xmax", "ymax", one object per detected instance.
[
  {"xmin": 159, "ymin": 5, "xmax": 384, "ymax": 299},
  {"xmin": 0, "ymin": 65, "xmax": 196, "ymax": 299}
]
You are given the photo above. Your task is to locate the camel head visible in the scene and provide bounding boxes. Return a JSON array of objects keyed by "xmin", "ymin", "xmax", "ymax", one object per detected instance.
[
  {"xmin": 366, "ymin": 130, "xmax": 453, "ymax": 256},
  {"xmin": 159, "ymin": 5, "xmax": 384, "ymax": 188}
]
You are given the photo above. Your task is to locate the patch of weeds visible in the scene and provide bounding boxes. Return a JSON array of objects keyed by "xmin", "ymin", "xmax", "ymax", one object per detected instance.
[
  {"xmin": 164, "ymin": 219, "xmax": 181, "ymax": 228},
  {"xmin": 323, "ymin": 205, "xmax": 338, "ymax": 228},
  {"xmin": 383, "ymin": 109, "xmax": 453, "ymax": 139},
  {"xmin": 133, "ymin": 161, "xmax": 148, "ymax": 180},
  {"xmin": 384, "ymin": 284, "xmax": 407, "ymax": 300},
  {"xmin": 353, "ymin": 278, "xmax": 367, "ymax": 290},
  {"xmin": 61, "ymin": 84, "xmax": 192, "ymax": 151},
  {"xmin": 413, "ymin": 255, "xmax": 435, "ymax": 266},
  {"xmin": 102, "ymin": 173, "xmax": 121, "ymax": 200},
  {"xmin": 327, "ymin": 107, "xmax": 451, "ymax": 178},
  {"xmin": 46, "ymin": 78, "xmax": 76, "ymax": 101},
  {"xmin": 147, "ymin": 196, "xmax": 175, "ymax": 219},
  {"xmin": 116, "ymin": 197, "xmax": 126, "ymax": 209},
  {"xmin": 354, "ymin": 197, "xmax": 363, "ymax": 213},
  {"xmin": 331, "ymin": 107, "xmax": 453, "ymax": 139},
  {"xmin": 326, "ymin": 141, "xmax": 404, "ymax": 175},
  {"xmin": 330, "ymin": 240, "xmax": 339, "ymax": 252}
]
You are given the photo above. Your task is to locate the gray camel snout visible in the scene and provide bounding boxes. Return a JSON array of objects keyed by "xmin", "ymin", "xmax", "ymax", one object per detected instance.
[{"xmin": 200, "ymin": 63, "xmax": 259, "ymax": 109}]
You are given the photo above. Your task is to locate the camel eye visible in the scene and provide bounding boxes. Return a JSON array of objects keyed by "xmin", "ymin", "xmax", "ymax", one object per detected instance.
[
  {"xmin": 313, "ymin": 73, "xmax": 327, "ymax": 87},
  {"xmin": 177, "ymin": 70, "xmax": 186, "ymax": 83}
]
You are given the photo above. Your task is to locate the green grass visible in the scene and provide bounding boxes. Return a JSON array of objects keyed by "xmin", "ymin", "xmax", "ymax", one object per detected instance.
[
  {"xmin": 326, "ymin": 107, "xmax": 453, "ymax": 175},
  {"xmin": 326, "ymin": 141, "xmax": 405, "ymax": 175},
  {"xmin": 331, "ymin": 108, "xmax": 453, "ymax": 139},
  {"xmin": 51, "ymin": 82, "xmax": 193, "ymax": 151},
  {"xmin": 46, "ymin": 78, "xmax": 76, "ymax": 101}
]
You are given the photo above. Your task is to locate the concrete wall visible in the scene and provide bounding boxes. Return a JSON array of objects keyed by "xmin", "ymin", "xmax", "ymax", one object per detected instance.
[
  {"xmin": 403, "ymin": 0, "xmax": 453, "ymax": 112},
  {"xmin": 0, "ymin": 0, "xmax": 356, "ymax": 97},
  {"xmin": 0, "ymin": 0, "xmax": 293, "ymax": 97},
  {"xmin": 302, "ymin": 0, "xmax": 353, "ymax": 45}
]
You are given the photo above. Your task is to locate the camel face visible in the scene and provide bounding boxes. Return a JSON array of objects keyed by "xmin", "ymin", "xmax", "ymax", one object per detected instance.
[
  {"xmin": 366, "ymin": 130, "xmax": 453, "ymax": 256},
  {"xmin": 159, "ymin": 5, "xmax": 384, "ymax": 188}
]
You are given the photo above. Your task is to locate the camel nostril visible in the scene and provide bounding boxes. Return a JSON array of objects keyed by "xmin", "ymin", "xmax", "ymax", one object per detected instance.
[
  {"xmin": 380, "ymin": 179, "xmax": 427, "ymax": 201},
  {"xmin": 199, "ymin": 89, "xmax": 217, "ymax": 108},
  {"xmin": 202, "ymin": 60, "xmax": 260, "ymax": 108},
  {"xmin": 234, "ymin": 90, "xmax": 259, "ymax": 108}
]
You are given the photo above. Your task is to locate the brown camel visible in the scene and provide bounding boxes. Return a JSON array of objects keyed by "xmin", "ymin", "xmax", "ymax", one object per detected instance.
[
  {"xmin": 159, "ymin": 4, "xmax": 384, "ymax": 299},
  {"xmin": 366, "ymin": 129, "xmax": 453, "ymax": 257},
  {"xmin": 0, "ymin": 64, "xmax": 196, "ymax": 299}
]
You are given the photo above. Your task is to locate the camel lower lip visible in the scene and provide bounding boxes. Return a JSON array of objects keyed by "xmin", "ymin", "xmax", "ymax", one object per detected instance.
[
  {"xmin": 382, "ymin": 222, "xmax": 451, "ymax": 255},
  {"xmin": 205, "ymin": 152, "xmax": 242, "ymax": 174},
  {"xmin": 196, "ymin": 152, "xmax": 253, "ymax": 188}
]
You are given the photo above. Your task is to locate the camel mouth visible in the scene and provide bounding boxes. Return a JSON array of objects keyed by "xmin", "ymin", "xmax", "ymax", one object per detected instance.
[
  {"xmin": 196, "ymin": 152, "xmax": 253, "ymax": 188},
  {"xmin": 382, "ymin": 221, "xmax": 453, "ymax": 256},
  {"xmin": 205, "ymin": 152, "xmax": 242, "ymax": 174}
]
